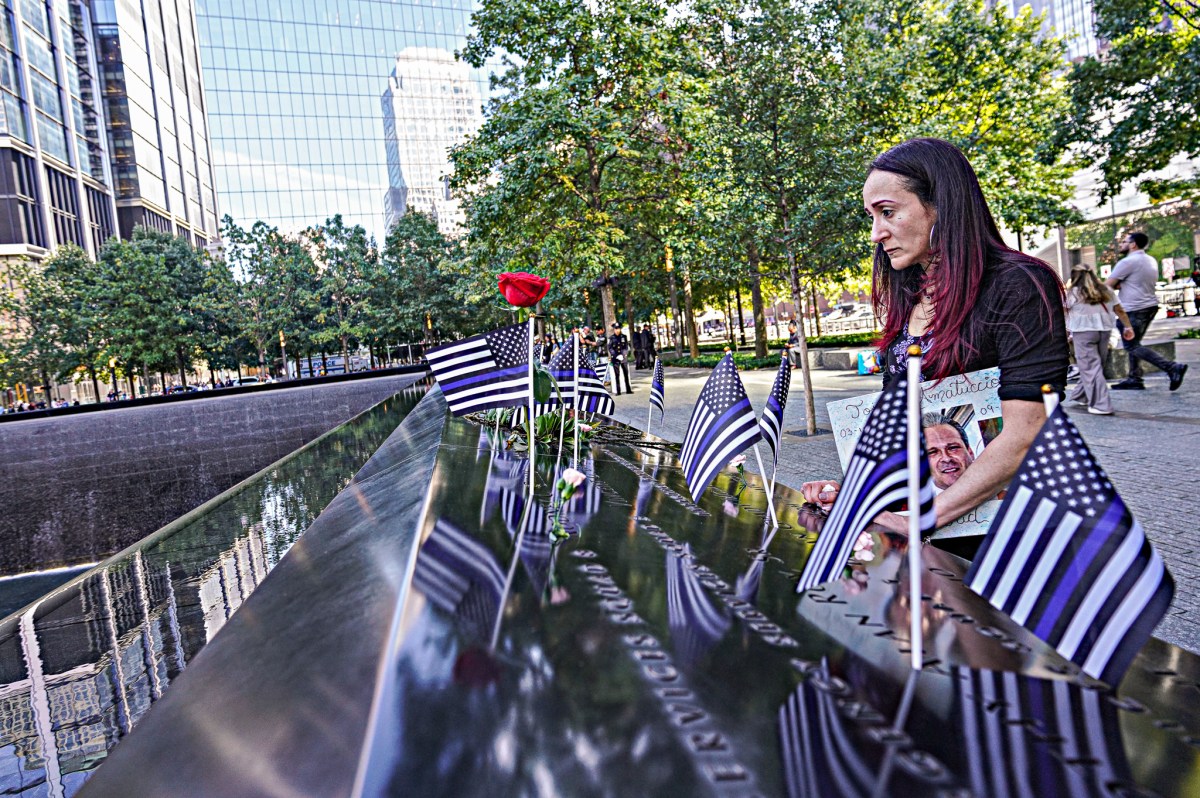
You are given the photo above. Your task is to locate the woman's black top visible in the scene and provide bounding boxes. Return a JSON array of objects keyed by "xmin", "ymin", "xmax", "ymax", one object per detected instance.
[{"xmin": 880, "ymin": 260, "xmax": 1068, "ymax": 403}]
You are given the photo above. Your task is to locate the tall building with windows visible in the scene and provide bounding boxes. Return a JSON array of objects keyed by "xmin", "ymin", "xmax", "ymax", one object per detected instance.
[
  {"xmin": 193, "ymin": 0, "xmax": 487, "ymax": 243},
  {"xmin": 0, "ymin": 0, "xmax": 217, "ymax": 261},
  {"xmin": 382, "ymin": 47, "xmax": 481, "ymax": 235},
  {"xmin": 93, "ymin": 0, "xmax": 219, "ymax": 244}
]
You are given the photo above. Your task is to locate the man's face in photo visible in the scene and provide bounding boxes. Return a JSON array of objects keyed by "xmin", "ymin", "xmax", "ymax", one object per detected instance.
[{"xmin": 926, "ymin": 423, "xmax": 975, "ymax": 490}]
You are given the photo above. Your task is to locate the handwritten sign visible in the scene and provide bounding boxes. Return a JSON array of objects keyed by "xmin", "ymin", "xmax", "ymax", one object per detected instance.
[{"xmin": 826, "ymin": 368, "xmax": 1001, "ymax": 538}]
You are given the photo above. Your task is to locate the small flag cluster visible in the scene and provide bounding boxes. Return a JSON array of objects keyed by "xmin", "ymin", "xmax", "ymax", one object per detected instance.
[{"xmin": 426, "ymin": 328, "xmax": 614, "ymax": 420}]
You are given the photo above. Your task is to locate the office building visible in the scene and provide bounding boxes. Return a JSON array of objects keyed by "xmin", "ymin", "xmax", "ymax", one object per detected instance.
[
  {"xmin": 382, "ymin": 47, "xmax": 482, "ymax": 235},
  {"xmin": 194, "ymin": 0, "xmax": 485, "ymax": 243},
  {"xmin": 93, "ymin": 0, "xmax": 219, "ymax": 245},
  {"xmin": 0, "ymin": 0, "xmax": 217, "ymax": 262}
]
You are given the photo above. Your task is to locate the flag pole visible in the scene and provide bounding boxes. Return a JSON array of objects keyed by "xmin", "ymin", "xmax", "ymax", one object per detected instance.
[
  {"xmin": 646, "ymin": 402, "xmax": 652, "ymax": 434},
  {"xmin": 1041, "ymin": 384, "xmax": 1058, "ymax": 417},
  {"xmin": 528, "ymin": 312, "xmax": 536, "ymax": 493},
  {"xmin": 905, "ymin": 344, "xmax": 924, "ymax": 671},
  {"xmin": 573, "ymin": 330, "xmax": 580, "ymax": 467},
  {"xmin": 752, "ymin": 444, "xmax": 779, "ymax": 528}
]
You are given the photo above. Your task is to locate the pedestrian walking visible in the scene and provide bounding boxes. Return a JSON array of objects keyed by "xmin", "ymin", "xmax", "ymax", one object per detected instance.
[
  {"xmin": 641, "ymin": 324, "xmax": 656, "ymax": 367},
  {"xmin": 1107, "ymin": 232, "xmax": 1188, "ymax": 391},
  {"xmin": 607, "ymin": 322, "xmax": 632, "ymax": 395},
  {"xmin": 1064, "ymin": 265, "xmax": 1135, "ymax": 415},
  {"xmin": 633, "ymin": 325, "xmax": 648, "ymax": 370}
]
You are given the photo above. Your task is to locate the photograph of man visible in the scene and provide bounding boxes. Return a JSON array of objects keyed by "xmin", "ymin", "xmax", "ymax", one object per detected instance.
[
  {"xmin": 607, "ymin": 322, "xmax": 632, "ymax": 395},
  {"xmin": 921, "ymin": 411, "xmax": 976, "ymax": 492}
]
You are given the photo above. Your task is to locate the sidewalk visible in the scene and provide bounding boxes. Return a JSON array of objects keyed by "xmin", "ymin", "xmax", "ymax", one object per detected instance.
[{"xmin": 606, "ymin": 318, "xmax": 1200, "ymax": 655}]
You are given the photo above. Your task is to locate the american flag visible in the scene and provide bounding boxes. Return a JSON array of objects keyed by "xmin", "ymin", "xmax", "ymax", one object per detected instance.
[
  {"xmin": 480, "ymin": 448, "xmax": 527, "ymax": 526},
  {"xmin": 666, "ymin": 544, "xmax": 730, "ymax": 668},
  {"xmin": 965, "ymin": 407, "xmax": 1173, "ymax": 685},
  {"xmin": 512, "ymin": 336, "xmax": 614, "ymax": 422},
  {"xmin": 411, "ymin": 518, "xmax": 506, "ymax": 639},
  {"xmin": 424, "ymin": 323, "xmax": 530, "ymax": 416},
  {"xmin": 796, "ymin": 374, "xmax": 936, "ymax": 593},
  {"xmin": 649, "ymin": 357, "xmax": 665, "ymax": 421},
  {"xmin": 757, "ymin": 355, "xmax": 792, "ymax": 467},
  {"xmin": 679, "ymin": 353, "xmax": 762, "ymax": 501}
]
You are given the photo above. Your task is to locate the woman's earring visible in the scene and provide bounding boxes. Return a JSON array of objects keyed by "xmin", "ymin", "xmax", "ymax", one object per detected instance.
[{"xmin": 929, "ymin": 223, "xmax": 937, "ymax": 249}]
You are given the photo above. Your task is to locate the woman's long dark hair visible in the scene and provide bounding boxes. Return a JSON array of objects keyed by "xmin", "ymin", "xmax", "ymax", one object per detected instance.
[{"xmin": 869, "ymin": 138, "xmax": 1062, "ymax": 379}]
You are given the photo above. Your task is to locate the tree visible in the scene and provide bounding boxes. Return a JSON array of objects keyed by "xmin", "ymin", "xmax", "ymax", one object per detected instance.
[
  {"xmin": 1058, "ymin": 0, "xmax": 1199, "ymax": 200},
  {"xmin": 307, "ymin": 215, "xmax": 375, "ymax": 370},
  {"xmin": 452, "ymin": 0, "xmax": 692, "ymax": 331},
  {"xmin": 39, "ymin": 244, "xmax": 107, "ymax": 399},
  {"xmin": 0, "ymin": 259, "xmax": 66, "ymax": 402}
]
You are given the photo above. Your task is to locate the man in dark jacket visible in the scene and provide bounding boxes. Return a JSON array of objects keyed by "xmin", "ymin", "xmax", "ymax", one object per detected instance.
[
  {"xmin": 607, "ymin": 322, "xmax": 632, "ymax": 395},
  {"xmin": 640, "ymin": 324, "xmax": 656, "ymax": 369}
]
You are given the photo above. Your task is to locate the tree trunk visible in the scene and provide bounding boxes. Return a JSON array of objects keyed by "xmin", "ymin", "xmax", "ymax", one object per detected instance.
[
  {"xmin": 41, "ymin": 368, "xmax": 52, "ymax": 407},
  {"xmin": 257, "ymin": 347, "xmax": 266, "ymax": 377},
  {"xmin": 177, "ymin": 348, "xmax": 188, "ymax": 388},
  {"xmin": 128, "ymin": 373, "xmax": 136, "ymax": 396},
  {"xmin": 786, "ymin": 243, "xmax": 817, "ymax": 435},
  {"xmin": 811, "ymin": 283, "xmax": 822, "ymax": 338},
  {"xmin": 88, "ymin": 366, "xmax": 100, "ymax": 405},
  {"xmin": 341, "ymin": 335, "xmax": 349, "ymax": 373},
  {"xmin": 667, "ymin": 270, "xmax": 682, "ymax": 357},
  {"xmin": 599, "ymin": 276, "xmax": 617, "ymax": 334},
  {"xmin": 735, "ymin": 286, "xmax": 747, "ymax": 346},
  {"xmin": 295, "ymin": 354, "xmax": 302, "ymax": 378},
  {"xmin": 321, "ymin": 352, "xmax": 328, "ymax": 375},
  {"xmin": 307, "ymin": 352, "xmax": 314, "ymax": 378},
  {"xmin": 682, "ymin": 265, "xmax": 699, "ymax": 358},
  {"xmin": 623, "ymin": 291, "xmax": 635, "ymax": 340},
  {"xmin": 723, "ymin": 292, "xmax": 735, "ymax": 348},
  {"xmin": 748, "ymin": 243, "xmax": 768, "ymax": 358}
]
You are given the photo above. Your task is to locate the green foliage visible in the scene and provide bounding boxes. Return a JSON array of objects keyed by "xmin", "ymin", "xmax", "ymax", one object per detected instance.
[
  {"xmin": 1057, "ymin": 0, "xmax": 1199, "ymax": 200},
  {"xmin": 688, "ymin": 330, "xmax": 879, "ymax": 353},
  {"xmin": 672, "ymin": 353, "xmax": 786, "ymax": 370},
  {"xmin": 1177, "ymin": 327, "xmax": 1200, "ymax": 339}
]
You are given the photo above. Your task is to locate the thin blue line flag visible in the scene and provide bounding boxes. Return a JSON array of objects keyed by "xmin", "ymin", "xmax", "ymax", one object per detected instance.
[
  {"xmin": 965, "ymin": 406, "xmax": 1173, "ymax": 685},
  {"xmin": 679, "ymin": 353, "xmax": 761, "ymax": 502},
  {"xmin": 424, "ymin": 323, "xmax": 530, "ymax": 416},
  {"xmin": 796, "ymin": 374, "xmax": 936, "ymax": 593}
]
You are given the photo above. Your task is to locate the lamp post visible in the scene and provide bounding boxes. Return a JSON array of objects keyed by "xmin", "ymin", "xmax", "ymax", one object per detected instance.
[{"xmin": 108, "ymin": 357, "xmax": 118, "ymax": 400}]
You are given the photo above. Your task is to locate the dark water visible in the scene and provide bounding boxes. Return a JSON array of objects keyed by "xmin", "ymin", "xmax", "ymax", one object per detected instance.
[
  {"xmin": 0, "ymin": 389, "xmax": 423, "ymax": 797},
  {"xmin": 0, "ymin": 566, "xmax": 95, "ymax": 621}
]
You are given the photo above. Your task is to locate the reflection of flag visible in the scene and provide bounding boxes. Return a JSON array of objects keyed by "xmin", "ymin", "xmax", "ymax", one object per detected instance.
[
  {"xmin": 425, "ymin": 323, "xmax": 530, "ymax": 415},
  {"xmin": 481, "ymin": 449, "xmax": 527, "ymax": 526},
  {"xmin": 736, "ymin": 525, "xmax": 778, "ymax": 604},
  {"xmin": 666, "ymin": 544, "xmax": 730, "ymax": 668},
  {"xmin": 965, "ymin": 407, "xmax": 1173, "ymax": 684},
  {"xmin": 957, "ymin": 667, "xmax": 1132, "ymax": 798},
  {"xmin": 757, "ymin": 356, "xmax": 791, "ymax": 468},
  {"xmin": 796, "ymin": 375, "xmax": 935, "ymax": 593},
  {"xmin": 777, "ymin": 659, "xmax": 1135, "ymax": 798},
  {"xmin": 559, "ymin": 460, "xmax": 601, "ymax": 530},
  {"xmin": 412, "ymin": 519, "xmax": 505, "ymax": 636},
  {"xmin": 679, "ymin": 353, "xmax": 762, "ymax": 501},
  {"xmin": 778, "ymin": 660, "xmax": 876, "ymax": 798},
  {"xmin": 649, "ymin": 357, "xmax": 665, "ymax": 421}
]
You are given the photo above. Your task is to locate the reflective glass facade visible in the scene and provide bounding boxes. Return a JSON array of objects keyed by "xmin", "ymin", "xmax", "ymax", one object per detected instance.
[
  {"xmin": 0, "ymin": 0, "xmax": 116, "ymax": 255},
  {"xmin": 0, "ymin": 0, "xmax": 215, "ymax": 257},
  {"xmin": 195, "ymin": 0, "xmax": 488, "ymax": 241},
  {"xmin": 93, "ymin": 0, "xmax": 218, "ymax": 243}
]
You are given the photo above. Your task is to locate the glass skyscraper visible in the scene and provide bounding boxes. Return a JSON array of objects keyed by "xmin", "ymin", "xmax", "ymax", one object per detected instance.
[
  {"xmin": 194, "ymin": 0, "xmax": 488, "ymax": 242},
  {"xmin": 0, "ymin": 0, "xmax": 217, "ymax": 260}
]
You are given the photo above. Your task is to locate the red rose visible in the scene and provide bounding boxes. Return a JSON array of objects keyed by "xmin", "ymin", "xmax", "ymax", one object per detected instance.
[{"xmin": 498, "ymin": 272, "xmax": 550, "ymax": 307}]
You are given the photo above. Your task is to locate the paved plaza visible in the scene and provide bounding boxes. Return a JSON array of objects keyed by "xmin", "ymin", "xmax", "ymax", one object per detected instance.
[{"xmin": 605, "ymin": 318, "xmax": 1200, "ymax": 655}]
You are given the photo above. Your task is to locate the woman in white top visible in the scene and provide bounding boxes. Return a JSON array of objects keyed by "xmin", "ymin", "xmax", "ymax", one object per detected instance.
[{"xmin": 1065, "ymin": 264, "xmax": 1135, "ymax": 415}]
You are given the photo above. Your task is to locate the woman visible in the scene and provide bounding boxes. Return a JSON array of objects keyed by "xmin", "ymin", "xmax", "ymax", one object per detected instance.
[
  {"xmin": 802, "ymin": 138, "xmax": 1069, "ymax": 542},
  {"xmin": 1065, "ymin": 264, "xmax": 1134, "ymax": 414}
]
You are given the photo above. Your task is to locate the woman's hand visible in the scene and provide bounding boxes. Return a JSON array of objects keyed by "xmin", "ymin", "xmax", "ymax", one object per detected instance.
[{"xmin": 801, "ymin": 480, "xmax": 840, "ymax": 508}]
